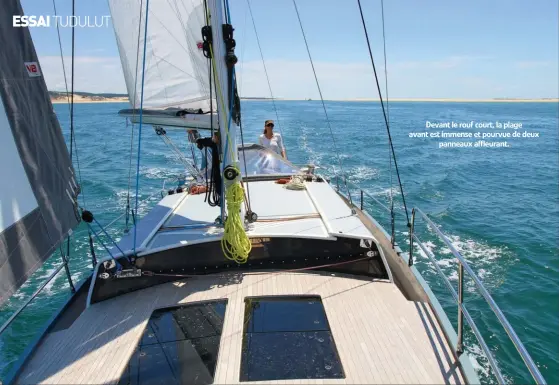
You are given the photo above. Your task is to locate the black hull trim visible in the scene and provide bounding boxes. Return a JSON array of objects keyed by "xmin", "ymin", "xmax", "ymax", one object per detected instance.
[{"xmin": 91, "ymin": 237, "xmax": 388, "ymax": 304}]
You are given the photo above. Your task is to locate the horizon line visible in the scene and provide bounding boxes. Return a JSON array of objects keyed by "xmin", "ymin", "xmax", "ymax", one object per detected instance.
[{"xmin": 48, "ymin": 91, "xmax": 558, "ymax": 103}]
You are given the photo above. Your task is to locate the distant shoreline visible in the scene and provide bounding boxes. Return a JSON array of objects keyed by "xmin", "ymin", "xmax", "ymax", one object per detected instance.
[
  {"xmin": 272, "ymin": 98, "xmax": 559, "ymax": 103},
  {"xmin": 49, "ymin": 95, "xmax": 559, "ymax": 104},
  {"xmin": 337, "ymin": 98, "xmax": 559, "ymax": 103},
  {"xmin": 51, "ymin": 95, "xmax": 128, "ymax": 104}
]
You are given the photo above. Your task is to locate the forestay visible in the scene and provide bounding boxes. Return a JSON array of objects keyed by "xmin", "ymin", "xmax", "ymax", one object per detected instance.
[
  {"xmin": 0, "ymin": 0, "xmax": 80, "ymax": 305},
  {"xmin": 108, "ymin": 0, "xmax": 214, "ymax": 110}
]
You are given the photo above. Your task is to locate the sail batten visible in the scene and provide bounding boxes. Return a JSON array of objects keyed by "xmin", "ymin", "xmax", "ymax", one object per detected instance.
[
  {"xmin": 108, "ymin": 0, "xmax": 214, "ymax": 110},
  {"xmin": 0, "ymin": 0, "xmax": 80, "ymax": 305}
]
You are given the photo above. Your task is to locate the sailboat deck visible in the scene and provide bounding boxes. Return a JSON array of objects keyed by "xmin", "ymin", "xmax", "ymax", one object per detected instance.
[
  {"xmin": 16, "ymin": 272, "xmax": 464, "ymax": 384},
  {"xmin": 111, "ymin": 180, "xmax": 377, "ymax": 257}
]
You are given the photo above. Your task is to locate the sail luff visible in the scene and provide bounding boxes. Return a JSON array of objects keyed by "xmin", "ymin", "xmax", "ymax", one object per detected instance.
[{"xmin": 0, "ymin": 0, "xmax": 80, "ymax": 305}]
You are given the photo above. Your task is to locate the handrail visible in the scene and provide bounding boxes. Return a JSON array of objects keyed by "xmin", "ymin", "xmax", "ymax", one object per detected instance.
[
  {"xmin": 331, "ymin": 174, "xmax": 392, "ymax": 213},
  {"xmin": 0, "ymin": 262, "xmax": 67, "ymax": 336},
  {"xmin": 413, "ymin": 234, "xmax": 506, "ymax": 383},
  {"xmin": 410, "ymin": 207, "xmax": 547, "ymax": 385},
  {"xmin": 328, "ymin": 173, "xmax": 403, "ymax": 249},
  {"xmin": 331, "ymin": 174, "xmax": 401, "ymax": 247}
]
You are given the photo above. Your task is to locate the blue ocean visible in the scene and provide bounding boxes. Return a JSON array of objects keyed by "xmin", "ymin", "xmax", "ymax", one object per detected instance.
[{"xmin": 0, "ymin": 100, "xmax": 557, "ymax": 384}]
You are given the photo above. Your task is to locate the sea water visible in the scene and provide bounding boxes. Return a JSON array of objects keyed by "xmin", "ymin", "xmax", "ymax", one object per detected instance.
[{"xmin": 0, "ymin": 101, "xmax": 557, "ymax": 384}]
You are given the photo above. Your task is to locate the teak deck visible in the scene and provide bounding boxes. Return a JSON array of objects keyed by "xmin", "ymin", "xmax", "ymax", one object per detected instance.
[{"xmin": 16, "ymin": 272, "xmax": 464, "ymax": 384}]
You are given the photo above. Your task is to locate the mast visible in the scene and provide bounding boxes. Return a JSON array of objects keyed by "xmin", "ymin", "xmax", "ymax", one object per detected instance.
[
  {"xmin": 207, "ymin": 0, "xmax": 239, "ymax": 180},
  {"xmin": 205, "ymin": 0, "xmax": 251, "ymax": 263}
]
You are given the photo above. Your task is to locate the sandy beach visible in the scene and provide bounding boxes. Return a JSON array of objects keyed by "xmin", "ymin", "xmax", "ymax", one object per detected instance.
[
  {"xmin": 49, "ymin": 96, "xmax": 559, "ymax": 104},
  {"xmin": 50, "ymin": 95, "xmax": 129, "ymax": 103}
]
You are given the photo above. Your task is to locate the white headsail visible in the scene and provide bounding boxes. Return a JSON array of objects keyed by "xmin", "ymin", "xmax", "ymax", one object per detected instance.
[
  {"xmin": 108, "ymin": 0, "xmax": 214, "ymax": 111},
  {"xmin": 0, "ymin": 0, "xmax": 80, "ymax": 305}
]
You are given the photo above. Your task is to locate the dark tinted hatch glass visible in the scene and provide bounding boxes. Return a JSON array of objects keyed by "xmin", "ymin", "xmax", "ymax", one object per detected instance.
[
  {"xmin": 240, "ymin": 296, "xmax": 344, "ymax": 382},
  {"xmin": 119, "ymin": 300, "xmax": 227, "ymax": 385}
]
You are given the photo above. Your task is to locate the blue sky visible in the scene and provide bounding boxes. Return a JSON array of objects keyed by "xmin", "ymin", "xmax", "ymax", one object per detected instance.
[{"xmin": 21, "ymin": 0, "xmax": 559, "ymax": 99}]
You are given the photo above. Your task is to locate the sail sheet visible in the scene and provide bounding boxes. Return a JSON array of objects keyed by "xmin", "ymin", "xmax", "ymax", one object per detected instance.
[
  {"xmin": 108, "ymin": 0, "xmax": 213, "ymax": 110},
  {"xmin": 0, "ymin": 0, "xmax": 80, "ymax": 305}
]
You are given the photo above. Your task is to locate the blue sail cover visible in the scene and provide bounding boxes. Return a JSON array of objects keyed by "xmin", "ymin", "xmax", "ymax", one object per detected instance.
[{"xmin": 0, "ymin": 0, "xmax": 80, "ymax": 305}]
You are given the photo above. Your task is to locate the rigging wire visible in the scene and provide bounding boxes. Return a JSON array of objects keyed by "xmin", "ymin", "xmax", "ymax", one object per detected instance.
[
  {"xmin": 133, "ymin": 0, "xmax": 151, "ymax": 256},
  {"xmin": 245, "ymin": 0, "xmax": 283, "ymax": 137},
  {"xmin": 236, "ymin": 74, "xmax": 252, "ymax": 210},
  {"xmin": 51, "ymin": 0, "xmax": 75, "ymax": 201},
  {"xmin": 53, "ymin": 0, "xmax": 89, "ymax": 268},
  {"xmin": 68, "ymin": 0, "xmax": 78, "ymax": 278},
  {"xmin": 189, "ymin": 141, "xmax": 199, "ymax": 170},
  {"xmin": 91, "ymin": 218, "xmax": 126, "ymax": 256},
  {"xmin": 71, "ymin": 189, "xmax": 163, "ymax": 239},
  {"xmin": 86, "ymin": 224, "xmax": 120, "ymax": 261},
  {"xmin": 205, "ymin": 1, "xmax": 251, "ymax": 261},
  {"xmin": 223, "ymin": 0, "xmax": 230, "ymax": 27},
  {"xmin": 356, "ymin": 0, "xmax": 410, "ymax": 226},
  {"xmin": 224, "ymin": 65, "xmax": 253, "ymax": 215},
  {"xmin": 226, "ymin": 65, "xmax": 253, "ymax": 214},
  {"xmin": 237, "ymin": 4, "xmax": 249, "ymax": 95},
  {"xmin": 59, "ymin": 0, "xmax": 77, "ymax": 280},
  {"xmin": 69, "ymin": 0, "xmax": 75, "ymax": 163},
  {"xmin": 222, "ymin": 0, "xmax": 253, "ymax": 214},
  {"xmin": 233, "ymin": 3, "xmax": 253, "ymax": 209},
  {"xmin": 204, "ymin": 0, "xmax": 247, "ymax": 204},
  {"xmin": 68, "ymin": 0, "xmax": 87, "ymax": 269},
  {"xmin": 290, "ymin": 0, "xmax": 354, "ymax": 207},
  {"xmin": 380, "ymin": 0, "xmax": 392, "ymax": 202},
  {"xmin": 202, "ymin": 0, "xmax": 216, "ymax": 206},
  {"xmin": 155, "ymin": 129, "xmax": 201, "ymax": 178},
  {"xmin": 202, "ymin": 0, "xmax": 221, "ymax": 208},
  {"xmin": 379, "ymin": 0, "xmax": 396, "ymax": 243},
  {"xmin": 125, "ymin": 0, "xmax": 145, "ymax": 232},
  {"xmin": 51, "ymin": 0, "xmax": 70, "ymax": 110},
  {"xmin": 218, "ymin": 0, "xmax": 252, "ymax": 211},
  {"xmin": 52, "ymin": 0, "xmax": 85, "ymax": 208}
]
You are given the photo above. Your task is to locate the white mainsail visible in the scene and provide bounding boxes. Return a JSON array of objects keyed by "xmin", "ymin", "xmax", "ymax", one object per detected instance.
[{"xmin": 108, "ymin": 0, "xmax": 214, "ymax": 110}]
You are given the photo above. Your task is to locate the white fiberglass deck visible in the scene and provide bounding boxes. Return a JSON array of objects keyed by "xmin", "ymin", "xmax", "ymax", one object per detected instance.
[
  {"xmin": 113, "ymin": 180, "xmax": 377, "ymax": 256},
  {"xmin": 16, "ymin": 272, "xmax": 464, "ymax": 384}
]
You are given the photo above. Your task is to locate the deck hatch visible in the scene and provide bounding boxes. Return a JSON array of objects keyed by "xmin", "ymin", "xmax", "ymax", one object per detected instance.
[
  {"xmin": 119, "ymin": 300, "xmax": 227, "ymax": 385},
  {"xmin": 240, "ymin": 296, "xmax": 345, "ymax": 382}
]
